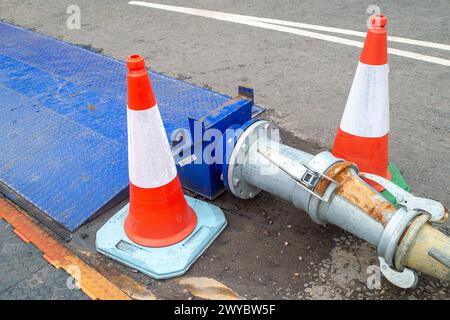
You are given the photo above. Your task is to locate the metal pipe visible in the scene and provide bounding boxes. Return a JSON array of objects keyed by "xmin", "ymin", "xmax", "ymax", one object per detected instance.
[
  {"xmin": 318, "ymin": 194, "xmax": 385, "ymax": 246},
  {"xmin": 242, "ymin": 142, "xmax": 313, "ymax": 204},
  {"xmin": 225, "ymin": 120, "xmax": 450, "ymax": 288},
  {"xmin": 242, "ymin": 142, "xmax": 385, "ymax": 245}
]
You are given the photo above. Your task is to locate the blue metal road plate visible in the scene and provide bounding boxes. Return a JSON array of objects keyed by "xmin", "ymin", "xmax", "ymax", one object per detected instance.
[{"xmin": 0, "ymin": 22, "xmax": 262, "ymax": 234}]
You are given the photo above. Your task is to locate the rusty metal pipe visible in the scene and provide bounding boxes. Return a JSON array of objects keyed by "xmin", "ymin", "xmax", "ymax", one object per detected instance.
[
  {"xmin": 225, "ymin": 120, "xmax": 450, "ymax": 288},
  {"xmin": 242, "ymin": 146, "xmax": 385, "ymax": 245}
]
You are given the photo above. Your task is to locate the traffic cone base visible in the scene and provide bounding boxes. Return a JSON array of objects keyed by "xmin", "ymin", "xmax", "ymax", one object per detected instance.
[{"xmin": 96, "ymin": 196, "xmax": 227, "ymax": 279}]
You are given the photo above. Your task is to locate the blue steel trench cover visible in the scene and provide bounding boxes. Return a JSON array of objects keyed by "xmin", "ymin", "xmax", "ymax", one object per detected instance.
[{"xmin": 0, "ymin": 23, "xmax": 262, "ymax": 233}]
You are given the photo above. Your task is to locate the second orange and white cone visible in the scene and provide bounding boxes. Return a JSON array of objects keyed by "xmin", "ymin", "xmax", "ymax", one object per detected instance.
[{"xmin": 332, "ymin": 15, "xmax": 391, "ymax": 191}]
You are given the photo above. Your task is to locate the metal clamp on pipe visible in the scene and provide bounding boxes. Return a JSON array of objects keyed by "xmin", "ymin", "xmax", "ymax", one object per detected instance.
[
  {"xmin": 361, "ymin": 173, "xmax": 447, "ymax": 223},
  {"xmin": 223, "ymin": 119, "xmax": 450, "ymax": 288}
]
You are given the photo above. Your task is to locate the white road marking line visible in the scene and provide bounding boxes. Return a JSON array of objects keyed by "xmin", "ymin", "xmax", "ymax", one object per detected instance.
[
  {"xmin": 253, "ymin": 18, "xmax": 450, "ymax": 52},
  {"xmin": 129, "ymin": 1, "xmax": 450, "ymax": 67}
]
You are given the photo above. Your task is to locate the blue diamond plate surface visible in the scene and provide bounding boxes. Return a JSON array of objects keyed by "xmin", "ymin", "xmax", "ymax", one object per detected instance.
[{"xmin": 0, "ymin": 22, "xmax": 262, "ymax": 233}]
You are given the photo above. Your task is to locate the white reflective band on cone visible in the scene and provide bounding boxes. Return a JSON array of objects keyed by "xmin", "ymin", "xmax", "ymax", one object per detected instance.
[
  {"xmin": 340, "ymin": 62, "xmax": 390, "ymax": 138},
  {"xmin": 127, "ymin": 105, "xmax": 177, "ymax": 188}
]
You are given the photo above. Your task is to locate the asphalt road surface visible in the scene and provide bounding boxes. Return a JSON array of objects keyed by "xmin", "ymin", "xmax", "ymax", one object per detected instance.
[{"xmin": 0, "ymin": 0, "xmax": 449, "ymax": 300}]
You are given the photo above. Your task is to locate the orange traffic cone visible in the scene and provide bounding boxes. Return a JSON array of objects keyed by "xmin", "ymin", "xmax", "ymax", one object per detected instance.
[
  {"xmin": 332, "ymin": 15, "xmax": 391, "ymax": 191},
  {"xmin": 96, "ymin": 54, "xmax": 226, "ymax": 279},
  {"xmin": 124, "ymin": 54, "xmax": 197, "ymax": 247}
]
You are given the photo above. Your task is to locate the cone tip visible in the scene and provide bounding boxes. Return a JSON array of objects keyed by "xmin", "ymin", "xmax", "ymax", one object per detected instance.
[
  {"xmin": 127, "ymin": 54, "xmax": 146, "ymax": 71},
  {"xmin": 371, "ymin": 14, "xmax": 387, "ymax": 29}
]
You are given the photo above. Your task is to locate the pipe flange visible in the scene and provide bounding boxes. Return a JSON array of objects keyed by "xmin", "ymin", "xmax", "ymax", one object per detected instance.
[
  {"xmin": 226, "ymin": 120, "xmax": 279, "ymax": 199},
  {"xmin": 306, "ymin": 151, "xmax": 343, "ymax": 224},
  {"xmin": 377, "ymin": 208, "xmax": 420, "ymax": 266},
  {"xmin": 309, "ymin": 151, "xmax": 344, "ymax": 174},
  {"xmin": 394, "ymin": 214, "xmax": 430, "ymax": 271}
]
